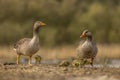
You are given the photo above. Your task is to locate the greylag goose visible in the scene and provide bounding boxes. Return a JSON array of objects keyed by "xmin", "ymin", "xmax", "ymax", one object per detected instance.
[
  {"xmin": 14, "ymin": 21, "xmax": 46, "ymax": 64},
  {"xmin": 77, "ymin": 30, "xmax": 98, "ymax": 66},
  {"xmin": 34, "ymin": 55, "xmax": 41, "ymax": 64},
  {"xmin": 59, "ymin": 60, "xmax": 70, "ymax": 67}
]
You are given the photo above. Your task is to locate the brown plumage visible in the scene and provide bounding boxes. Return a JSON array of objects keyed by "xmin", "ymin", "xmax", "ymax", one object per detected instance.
[
  {"xmin": 14, "ymin": 21, "xmax": 46, "ymax": 64},
  {"xmin": 77, "ymin": 30, "xmax": 98, "ymax": 66}
]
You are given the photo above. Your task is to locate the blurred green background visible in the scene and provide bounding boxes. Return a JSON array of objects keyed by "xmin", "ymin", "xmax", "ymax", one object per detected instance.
[{"xmin": 0, "ymin": 0, "xmax": 120, "ymax": 46}]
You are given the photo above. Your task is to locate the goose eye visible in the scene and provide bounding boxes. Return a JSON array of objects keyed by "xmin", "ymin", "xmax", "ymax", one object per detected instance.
[{"xmin": 85, "ymin": 31, "xmax": 88, "ymax": 34}]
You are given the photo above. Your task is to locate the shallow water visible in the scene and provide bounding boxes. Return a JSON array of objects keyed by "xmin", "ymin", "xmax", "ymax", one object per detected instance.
[{"xmin": 20, "ymin": 58, "xmax": 120, "ymax": 68}]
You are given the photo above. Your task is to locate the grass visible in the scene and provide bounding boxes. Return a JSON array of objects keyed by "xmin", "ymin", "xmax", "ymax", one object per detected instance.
[
  {"xmin": 0, "ymin": 44, "xmax": 120, "ymax": 63},
  {"xmin": 0, "ymin": 44, "xmax": 120, "ymax": 80},
  {"xmin": 97, "ymin": 44, "xmax": 120, "ymax": 59}
]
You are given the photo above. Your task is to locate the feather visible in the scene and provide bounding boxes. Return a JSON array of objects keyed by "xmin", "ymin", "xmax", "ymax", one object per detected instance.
[{"xmin": 14, "ymin": 38, "xmax": 31, "ymax": 49}]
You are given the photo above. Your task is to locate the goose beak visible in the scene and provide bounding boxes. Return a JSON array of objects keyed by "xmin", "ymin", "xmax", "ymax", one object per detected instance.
[
  {"xmin": 40, "ymin": 22, "xmax": 46, "ymax": 26},
  {"xmin": 80, "ymin": 33, "xmax": 86, "ymax": 38}
]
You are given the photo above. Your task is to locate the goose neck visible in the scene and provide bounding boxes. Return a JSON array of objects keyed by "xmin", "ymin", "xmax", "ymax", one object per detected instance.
[{"xmin": 87, "ymin": 36, "xmax": 92, "ymax": 41}]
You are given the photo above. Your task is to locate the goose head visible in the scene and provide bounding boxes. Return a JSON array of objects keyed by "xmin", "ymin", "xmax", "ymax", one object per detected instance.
[
  {"xmin": 33, "ymin": 21, "xmax": 46, "ymax": 33},
  {"xmin": 80, "ymin": 30, "xmax": 92, "ymax": 38}
]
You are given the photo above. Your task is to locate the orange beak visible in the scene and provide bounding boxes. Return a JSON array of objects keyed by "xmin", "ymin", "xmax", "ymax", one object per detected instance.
[
  {"xmin": 80, "ymin": 33, "xmax": 86, "ymax": 38},
  {"xmin": 40, "ymin": 22, "xmax": 46, "ymax": 26}
]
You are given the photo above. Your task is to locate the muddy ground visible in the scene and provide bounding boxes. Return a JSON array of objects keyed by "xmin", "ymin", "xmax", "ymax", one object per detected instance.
[{"xmin": 0, "ymin": 64, "xmax": 120, "ymax": 80}]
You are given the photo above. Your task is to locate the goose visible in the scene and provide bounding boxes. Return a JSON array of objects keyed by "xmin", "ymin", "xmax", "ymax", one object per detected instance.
[
  {"xmin": 77, "ymin": 30, "xmax": 98, "ymax": 66},
  {"xmin": 34, "ymin": 55, "xmax": 42, "ymax": 64},
  {"xmin": 14, "ymin": 21, "xmax": 46, "ymax": 64}
]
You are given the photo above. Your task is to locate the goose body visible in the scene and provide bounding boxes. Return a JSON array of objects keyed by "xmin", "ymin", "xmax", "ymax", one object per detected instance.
[
  {"xmin": 14, "ymin": 21, "xmax": 46, "ymax": 64},
  {"xmin": 14, "ymin": 37, "xmax": 39, "ymax": 56},
  {"xmin": 77, "ymin": 30, "xmax": 97, "ymax": 66},
  {"xmin": 77, "ymin": 39, "xmax": 97, "ymax": 59}
]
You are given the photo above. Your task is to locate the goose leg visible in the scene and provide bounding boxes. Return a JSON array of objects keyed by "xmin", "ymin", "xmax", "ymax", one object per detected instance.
[
  {"xmin": 28, "ymin": 56, "xmax": 32, "ymax": 65},
  {"xmin": 90, "ymin": 58, "xmax": 94, "ymax": 66},
  {"xmin": 16, "ymin": 55, "xmax": 20, "ymax": 64}
]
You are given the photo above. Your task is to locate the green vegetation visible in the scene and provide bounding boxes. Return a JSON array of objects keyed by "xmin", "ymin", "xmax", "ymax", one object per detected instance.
[{"xmin": 0, "ymin": 0, "xmax": 120, "ymax": 46}]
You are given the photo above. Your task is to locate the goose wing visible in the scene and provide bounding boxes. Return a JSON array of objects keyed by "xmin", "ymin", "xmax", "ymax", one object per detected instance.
[{"xmin": 14, "ymin": 38, "xmax": 31, "ymax": 49}]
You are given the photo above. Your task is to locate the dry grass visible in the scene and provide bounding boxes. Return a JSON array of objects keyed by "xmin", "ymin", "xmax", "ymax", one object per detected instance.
[
  {"xmin": 0, "ymin": 45, "xmax": 120, "ymax": 80},
  {"xmin": 0, "ymin": 46, "xmax": 16, "ymax": 63},
  {"xmin": 97, "ymin": 44, "xmax": 120, "ymax": 59},
  {"xmin": 0, "ymin": 44, "xmax": 120, "ymax": 63},
  {"xmin": 39, "ymin": 44, "xmax": 120, "ymax": 59}
]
